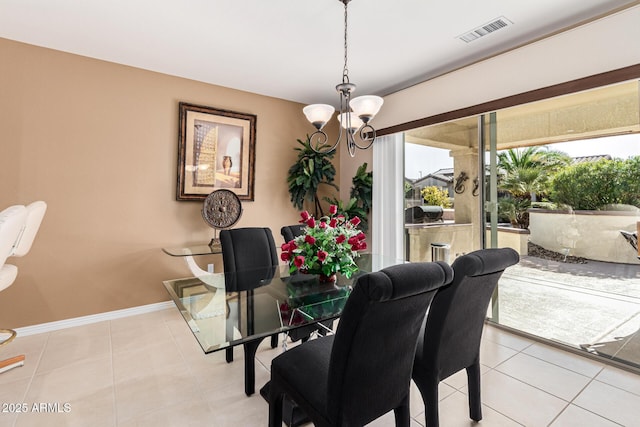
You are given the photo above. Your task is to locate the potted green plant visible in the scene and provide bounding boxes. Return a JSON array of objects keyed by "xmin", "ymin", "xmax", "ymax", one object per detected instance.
[
  {"xmin": 324, "ymin": 162, "xmax": 373, "ymax": 232},
  {"xmin": 287, "ymin": 137, "xmax": 338, "ymax": 218}
]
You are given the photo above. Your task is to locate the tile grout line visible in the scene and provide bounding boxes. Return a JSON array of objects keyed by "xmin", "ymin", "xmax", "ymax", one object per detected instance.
[
  {"xmin": 112, "ymin": 310, "xmax": 206, "ymax": 425},
  {"xmin": 162, "ymin": 313, "xmax": 215, "ymax": 413},
  {"xmin": 491, "ymin": 345, "xmax": 627, "ymax": 426},
  {"xmin": 472, "ymin": 333, "xmax": 632, "ymax": 426},
  {"xmin": 450, "ymin": 339, "xmax": 531, "ymax": 425},
  {"xmin": 519, "ymin": 345, "xmax": 606, "ymax": 379},
  {"xmin": 516, "ymin": 351, "xmax": 598, "ymax": 381},
  {"xmin": 108, "ymin": 320, "xmax": 118, "ymax": 427},
  {"xmin": 447, "ymin": 389, "xmax": 526, "ymax": 426},
  {"xmin": 13, "ymin": 332, "xmax": 51, "ymax": 426},
  {"xmin": 441, "ymin": 338, "xmax": 527, "ymax": 427},
  {"xmin": 545, "ymin": 401, "xmax": 572, "ymax": 426},
  {"xmin": 548, "ymin": 352, "xmax": 640, "ymax": 398},
  {"xmin": 484, "ymin": 338, "xmax": 589, "ymax": 425},
  {"xmin": 164, "ymin": 314, "xmax": 206, "ymax": 396},
  {"xmin": 561, "ymin": 365, "xmax": 628, "ymax": 426},
  {"xmin": 486, "ymin": 340, "xmax": 535, "ymax": 424},
  {"xmin": 489, "ymin": 360, "xmax": 574, "ymax": 403}
]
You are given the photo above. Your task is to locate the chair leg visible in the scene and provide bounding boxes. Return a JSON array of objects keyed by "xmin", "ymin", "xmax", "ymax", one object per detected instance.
[
  {"xmin": 415, "ymin": 377, "xmax": 439, "ymax": 427},
  {"xmin": 0, "ymin": 329, "xmax": 17, "ymax": 348},
  {"xmin": 393, "ymin": 395, "xmax": 411, "ymax": 427},
  {"xmin": 268, "ymin": 380, "xmax": 285, "ymax": 427},
  {"xmin": 466, "ymin": 362, "xmax": 483, "ymax": 421}
]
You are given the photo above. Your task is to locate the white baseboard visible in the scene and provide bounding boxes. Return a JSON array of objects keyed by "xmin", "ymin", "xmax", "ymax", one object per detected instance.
[{"xmin": 14, "ymin": 301, "xmax": 176, "ymax": 337}]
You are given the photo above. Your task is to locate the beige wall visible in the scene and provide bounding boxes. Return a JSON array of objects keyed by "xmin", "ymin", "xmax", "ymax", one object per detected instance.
[
  {"xmin": 0, "ymin": 38, "xmax": 335, "ymax": 327},
  {"xmin": 339, "ymin": 140, "xmax": 373, "ymax": 211}
]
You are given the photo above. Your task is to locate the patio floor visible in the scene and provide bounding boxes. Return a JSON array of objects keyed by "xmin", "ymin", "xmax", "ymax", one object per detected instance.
[{"xmin": 495, "ymin": 255, "xmax": 640, "ymax": 368}]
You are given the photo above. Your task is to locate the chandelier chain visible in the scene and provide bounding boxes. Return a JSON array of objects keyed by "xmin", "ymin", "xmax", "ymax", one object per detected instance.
[{"xmin": 342, "ymin": 0, "xmax": 349, "ymax": 83}]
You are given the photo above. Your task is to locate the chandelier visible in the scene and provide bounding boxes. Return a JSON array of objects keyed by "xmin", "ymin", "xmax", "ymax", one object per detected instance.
[{"xmin": 303, "ymin": 0, "xmax": 384, "ymax": 157}]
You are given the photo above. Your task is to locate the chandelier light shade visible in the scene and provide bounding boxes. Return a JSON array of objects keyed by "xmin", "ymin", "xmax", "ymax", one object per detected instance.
[
  {"xmin": 349, "ymin": 96, "xmax": 384, "ymax": 123},
  {"xmin": 304, "ymin": 0, "xmax": 384, "ymax": 157},
  {"xmin": 337, "ymin": 112, "xmax": 363, "ymax": 132},
  {"xmin": 302, "ymin": 104, "xmax": 335, "ymax": 131}
]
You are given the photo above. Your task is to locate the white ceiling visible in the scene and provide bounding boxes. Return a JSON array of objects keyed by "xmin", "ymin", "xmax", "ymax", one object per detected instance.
[{"xmin": 0, "ymin": 0, "xmax": 637, "ymax": 108}]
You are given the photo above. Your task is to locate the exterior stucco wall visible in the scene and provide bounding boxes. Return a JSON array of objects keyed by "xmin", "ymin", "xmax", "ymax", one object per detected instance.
[{"xmin": 529, "ymin": 210, "xmax": 640, "ymax": 264}]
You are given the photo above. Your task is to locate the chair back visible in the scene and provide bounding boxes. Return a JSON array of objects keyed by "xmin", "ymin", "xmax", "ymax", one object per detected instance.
[
  {"xmin": 416, "ymin": 248, "xmax": 519, "ymax": 381},
  {"xmin": 0, "ymin": 206, "xmax": 27, "ymax": 268},
  {"xmin": 220, "ymin": 227, "xmax": 278, "ymax": 291},
  {"xmin": 0, "ymin": 206, "xmax": 27, "ymax": 291},
  {"xmin": 280, "ymin": 224, "xmax": 306, "ymax": 243},
  {"xmin": 327, "ymin": 261, "xmax": 453, "ymax": 425},
  {"xmin": 11, "ymin": 201, "xmax": 47, "ymax": 257}
]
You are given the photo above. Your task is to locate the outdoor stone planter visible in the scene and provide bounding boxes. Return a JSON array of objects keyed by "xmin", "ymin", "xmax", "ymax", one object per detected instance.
[
  {"xmin": 528, "ymin": 208, "xmax": 640, "ymax": 264},
  {"xmin": 485, "ymin": 225, "xmax": 530, "ymax": 256}
]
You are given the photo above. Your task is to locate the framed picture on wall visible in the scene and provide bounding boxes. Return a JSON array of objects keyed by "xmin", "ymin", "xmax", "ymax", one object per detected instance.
[{"xmin": 177, "ymin": 102, "xmax": 256, "ymax": 201}]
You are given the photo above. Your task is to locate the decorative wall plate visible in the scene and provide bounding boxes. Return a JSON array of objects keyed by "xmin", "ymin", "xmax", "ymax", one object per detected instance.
[{"xmin": 202, "ymin": 189, "xmax": 243, "ymax": 230}]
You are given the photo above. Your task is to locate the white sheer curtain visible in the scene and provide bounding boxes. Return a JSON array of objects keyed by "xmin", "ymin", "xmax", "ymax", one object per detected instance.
[{"xmin": 372, "ymin": 133, "xmax": 405, "ymax": 261}]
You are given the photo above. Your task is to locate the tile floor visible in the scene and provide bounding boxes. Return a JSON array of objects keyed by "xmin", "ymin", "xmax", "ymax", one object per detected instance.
[{"xmin": 1, "ymin": 308, "xmax": 639, "ymax": 426}]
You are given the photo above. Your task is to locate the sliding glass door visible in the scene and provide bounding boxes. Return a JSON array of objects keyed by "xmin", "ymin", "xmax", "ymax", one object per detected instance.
[
  {"xmin": 403, "ymin": 79, "xmax": 640, "ymax": 371},
  {"xmin": 483, "ymin": 80, "xmax": 640, "ymax": 369}
]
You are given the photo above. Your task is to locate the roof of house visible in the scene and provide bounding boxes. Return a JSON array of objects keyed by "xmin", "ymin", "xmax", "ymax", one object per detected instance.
[
  {"xmin": 572, "ymin": 155, "xmax": 612, "ymax": 164},
  {"xmin": 413, "ymin": 173, "xmax": 454, "ymax": 186},
  {"xmin": 431, "ymin": 168, "xmax": 454, "ymax": 176}
]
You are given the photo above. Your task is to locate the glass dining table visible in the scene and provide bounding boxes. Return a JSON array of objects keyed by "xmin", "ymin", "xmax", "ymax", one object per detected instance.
[{"xmin": 162, "ymin": 253, "xmax": 403, "ymax": 396}]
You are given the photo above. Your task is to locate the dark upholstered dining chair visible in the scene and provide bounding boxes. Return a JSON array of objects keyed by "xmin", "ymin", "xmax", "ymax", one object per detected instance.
[
  {"xmin": 412, "ymin": 248, "xmax": 520, "ymax": 427},
  {"xmin": 268, "ymin": 261, "xmax": 454, "ymax": 427},
  {"xmin": 219, "ymin": 227, "xmax": 280, "ymax": 365},
  {"xmin": 220, "ymin": 227, "xmax": 279, "ymax": 292},
  {"xmin": 280, "ymin": 224, "xmax": 306, "ymax": 244}
]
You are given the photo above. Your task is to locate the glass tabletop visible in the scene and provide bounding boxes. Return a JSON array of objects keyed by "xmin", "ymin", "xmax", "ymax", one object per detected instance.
[
  {"xmin": 162, "ymin": 243, "xmax": 222, "ymax": 256},
  {"xmin": 163, "ymin": 253, "xmax": 404, "ymax": 353}
]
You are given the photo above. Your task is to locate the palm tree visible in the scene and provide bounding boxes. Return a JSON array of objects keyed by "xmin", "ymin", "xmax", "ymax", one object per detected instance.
[
  {"xmin": 497, "ymin": 147, "xmax": 570, "ymax": 227},
  {"xmin": 497, "ymin": 147, "xmax": 570, "ymax": 201}
]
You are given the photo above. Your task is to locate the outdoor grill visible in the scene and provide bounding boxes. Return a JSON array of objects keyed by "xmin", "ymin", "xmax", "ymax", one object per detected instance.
[{"xmin": 404, "ymin": 206, "xmax": 444, "ymax": 224}]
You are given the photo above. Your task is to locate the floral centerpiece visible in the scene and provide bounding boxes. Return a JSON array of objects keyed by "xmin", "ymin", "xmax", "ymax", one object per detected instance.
[{"xmin": 280, "ymin": 205, "xmax": 367, "ymax": 280}]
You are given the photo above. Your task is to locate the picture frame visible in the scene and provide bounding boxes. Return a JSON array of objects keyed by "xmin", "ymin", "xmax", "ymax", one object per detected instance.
[{"xmin": 177, "ymin": 102, "xmax": 256, "ymax": 201}]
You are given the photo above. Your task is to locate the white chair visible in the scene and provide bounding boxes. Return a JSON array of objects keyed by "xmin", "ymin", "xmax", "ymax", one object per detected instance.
[
  {"xmin": 0, "ymin": 206, "xmax": 28, "ymax": 313},
  {"xmin": 0, "ymin": 202, "xmax": 46, "ymax": 371}
]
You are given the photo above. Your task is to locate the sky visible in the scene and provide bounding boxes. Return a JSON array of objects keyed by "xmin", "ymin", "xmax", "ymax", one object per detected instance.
[
  {"xmin": 404, "ymin": 144, "xmax": 453, "ymax": 180},
  {"xmin": 404, "ymin": 133, "xmax": 640, "ymax": 180}
]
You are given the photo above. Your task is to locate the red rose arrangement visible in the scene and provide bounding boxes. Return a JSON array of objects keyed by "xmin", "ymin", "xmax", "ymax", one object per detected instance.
[{"xmin": 281, "ymin": 205, "xmax": 366, "ymax": 279}]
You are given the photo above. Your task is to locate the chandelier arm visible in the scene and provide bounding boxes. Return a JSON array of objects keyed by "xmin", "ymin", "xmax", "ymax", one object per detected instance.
[
  {"xmin": 334, "ymin": 120, "xmax": 346, "ymax": 154},
  {"xmin": 351, "ymin": 124, "xmax": 376, "ymax": 150},
  {"xmin": 347, "ymin": 137, "xmax": 357, "ymax": 157},
  {"xmin": 309, "ymin": 130, "xmax": 340, "ymax": 155},
  {"xmin": 329, "ymin": 80, "xmax": 351, "ymax": 155}
]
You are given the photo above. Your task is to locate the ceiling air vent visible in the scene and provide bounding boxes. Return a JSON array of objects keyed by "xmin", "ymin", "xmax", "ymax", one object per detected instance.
[{"xmin": 458, "ymin": 16, "xmax": 512, "ymax": 43}]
